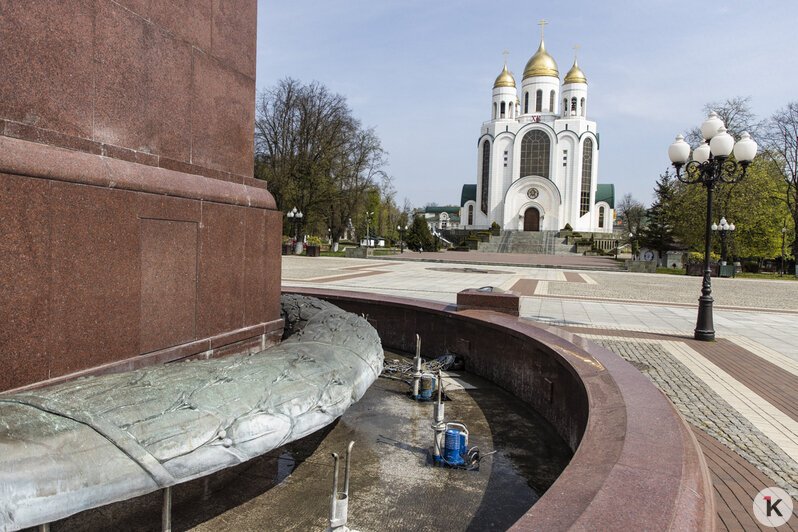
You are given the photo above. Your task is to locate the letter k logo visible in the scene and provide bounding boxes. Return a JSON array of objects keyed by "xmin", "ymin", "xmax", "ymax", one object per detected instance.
[
  {"xmin": 754, "ymin": 487, "xmax": 792, "ymax": 526},
  {"xmin": 764, "ymin": 495, "xmax": 783, "ymax": 517}
]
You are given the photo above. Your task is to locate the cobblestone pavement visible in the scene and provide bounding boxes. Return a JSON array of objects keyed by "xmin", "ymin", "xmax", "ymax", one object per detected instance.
[{"xmin": 586, "ymin": 336, "xmax": 798, "ymax": 500}]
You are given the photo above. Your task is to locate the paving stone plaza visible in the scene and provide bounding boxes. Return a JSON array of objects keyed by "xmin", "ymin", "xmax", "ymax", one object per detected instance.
[{"xmin": 283, "ymin": 254, "xmax": 798, "ymax": 531}]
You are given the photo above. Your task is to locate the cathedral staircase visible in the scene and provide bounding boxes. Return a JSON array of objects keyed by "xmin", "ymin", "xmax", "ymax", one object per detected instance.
[{"xmin": 478, "ymin": 230, "xmax": 577, "ymax": 255}]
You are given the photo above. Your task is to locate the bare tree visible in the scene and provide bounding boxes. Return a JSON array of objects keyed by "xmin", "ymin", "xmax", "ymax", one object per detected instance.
[
  {"xmin": 617, "ymin": 193, "xmax": 646, "ymax": 236},
  {"xmin": 685, "ymin": 96, "xmax": 763, "ymax": 146},
  {"xmin": 765, "ymin": 101, "xmax": 798, "ymax": 255},
  {"xmin": 254, "ymin": 78, "xmax": 389, "ymax": 241},
  {"xmin": 327, "ymin": 127, "xmax": 388, "ymax": 243}
]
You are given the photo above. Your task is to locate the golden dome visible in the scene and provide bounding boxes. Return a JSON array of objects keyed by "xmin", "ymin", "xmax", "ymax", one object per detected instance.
[
  {"xmin": 564, "ymin": 57, "xmax": 587, "ymax": 84},
  {"xmin": 493, "ymin": 63, "xmax": 516, "ymax": 88},
  {"xmin": 523, "ymin": 39, "xmax": 559, "ymax": 79}
]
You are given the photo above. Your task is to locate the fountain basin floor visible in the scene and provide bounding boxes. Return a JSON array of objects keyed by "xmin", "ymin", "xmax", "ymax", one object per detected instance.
[{"xmin": 39, "ymin": 351, "xmax": 572, "ymax": 532}]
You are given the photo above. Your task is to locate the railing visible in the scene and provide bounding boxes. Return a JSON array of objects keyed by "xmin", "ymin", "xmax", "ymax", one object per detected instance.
[{"xmin": 593, "ymin": 238, "xmax": 617, "ymax": 251}]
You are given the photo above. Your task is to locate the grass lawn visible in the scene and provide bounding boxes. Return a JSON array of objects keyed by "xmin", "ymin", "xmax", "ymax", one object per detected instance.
[
  {"xmin": 655, "ymin": 266, "xmax": 797, "ymax": 280},
  {"xmin": 656, "ymin": 267, "xmax": 686, "ymax": 275},
  {"xmin": 735, "ymin": 271, "xmax": 798, "ymax": 280}
]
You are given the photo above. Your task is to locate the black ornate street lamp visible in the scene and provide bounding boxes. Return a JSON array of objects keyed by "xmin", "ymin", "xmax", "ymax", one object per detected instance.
[
  {"xmin": 286, "ymin": 207, "xmax": 303, "ymax": 253},
  {"xmin": 363, "ymin": 211, "xmax": 374, "ymax": 247},
  {"xmin": 397, "ymin": 224, "xmax": 408, "ymax": 253},
  {"xmin": 712, "ymin": 217, "xmax": 735, "ymax": 264},
  {"xmin": 668, "ymin": 111, "xmax": 758, "ymax": 341}
]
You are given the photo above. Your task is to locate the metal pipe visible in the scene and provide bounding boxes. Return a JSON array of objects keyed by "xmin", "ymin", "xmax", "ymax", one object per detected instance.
[
  {"xmin": 437, "ymin": 370, "xmax": 442, "ymax": 406},
  {"xmin": 343, "ymin": 441, "xmax": 354, "ymax": 496},
  {"xmin": 162, "ymin": 486, "xmax": 172, "ymax": 532},
  {"xmin": 412, "ymin": 334, "xmax": 422, "ymax": 397},
  {"xmin": 433, "ymin": 370, "xmax": 446, "ymax": 459},
  {"xmin": 330, "ymin": 452, "xmax": 340, "ymax": 524},
  {"xmin": 327, "ymin": 443, "xmax": 355, "ymax": 531}
]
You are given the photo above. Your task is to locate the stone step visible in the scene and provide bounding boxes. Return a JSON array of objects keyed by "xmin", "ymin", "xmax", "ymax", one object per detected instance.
[{"xmin": 472, "ymin": 230, "xmax": 583, "ymax": 256}]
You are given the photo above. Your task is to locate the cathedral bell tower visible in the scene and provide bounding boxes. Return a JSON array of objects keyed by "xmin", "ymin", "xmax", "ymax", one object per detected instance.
[
  {"xmin": 562, "ymin": 46, "xmax": 588, "ymax": 118},
  {"xmin": 491, "ymin": 51, "xmax": 517, "ymax": 121},
  {"xmin": 520, "ymin": 20, "xmax": 559, "ymax": 117}
]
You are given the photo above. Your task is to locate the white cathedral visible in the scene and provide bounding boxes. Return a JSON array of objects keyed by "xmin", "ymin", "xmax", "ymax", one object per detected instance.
[{"xmin": 461, "ymin": 27, "xmax": 615, "ymax": 234}]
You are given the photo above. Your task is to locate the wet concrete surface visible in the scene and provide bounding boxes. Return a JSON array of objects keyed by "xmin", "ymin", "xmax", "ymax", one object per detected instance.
[{"xmin": 40, "ymin": 351, "xmax": 572, "ymax": 532}]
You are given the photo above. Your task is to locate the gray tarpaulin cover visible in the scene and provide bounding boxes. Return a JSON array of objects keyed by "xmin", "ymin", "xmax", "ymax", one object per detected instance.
[{"xmin": 0, "ymin": 295, "xmax": 383, "ymax": 531}]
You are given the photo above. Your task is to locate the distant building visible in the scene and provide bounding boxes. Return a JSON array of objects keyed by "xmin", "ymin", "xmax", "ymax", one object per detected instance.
[
  {"xmin": 460, "ymin": 25, "xmax": 614, "ymax": 233},
  {"xmin": 416, "ymin": 206, "xmax": 462, "ymax": 231}
]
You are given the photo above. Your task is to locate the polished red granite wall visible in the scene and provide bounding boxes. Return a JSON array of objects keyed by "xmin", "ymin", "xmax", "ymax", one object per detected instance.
[
  {"xmin": 0, "ymin": 1, "xmax": 282, "ymax": 392},
  {"xmin": 0, "ymin": 0, "xmax": 257, "ymax": 183}
]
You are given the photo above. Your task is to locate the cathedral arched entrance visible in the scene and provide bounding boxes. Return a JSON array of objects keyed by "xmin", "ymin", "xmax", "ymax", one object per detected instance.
[{"xmin": 523, "ymin": 207, "xmax": 540, "ymax": 231}]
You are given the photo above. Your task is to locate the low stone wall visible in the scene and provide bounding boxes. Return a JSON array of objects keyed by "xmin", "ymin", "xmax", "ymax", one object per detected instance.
[
  {"xmin": 286, "ymin": 287, "xmax": 715, "ymax": 531},
  {"xmin": 345, "ymin": 246, "xmax": 373, "ymax": 258},
  {"xmin": 626, "ymin": 259, "xmax": 657, "ymax": 273}
]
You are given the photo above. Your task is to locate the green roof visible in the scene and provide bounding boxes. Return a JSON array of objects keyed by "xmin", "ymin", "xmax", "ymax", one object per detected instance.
[
  {"xmin": 460, "ymin": 184, "xmax": 476, "ymax": 207},
  {"xmin": 423, "ymin": 205, "xmax": 460, "ymax": 214},
  {"xmin": 595, "ymin": 184, "xmax": 615, "ymax": 209}
]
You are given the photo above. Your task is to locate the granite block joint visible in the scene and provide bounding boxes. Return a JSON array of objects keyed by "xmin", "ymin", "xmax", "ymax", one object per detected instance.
[
  {"xmin": 0, "ymin": 120, "xmax": 259, "ymax": 188},
  {"xmin": 0, "ymin": 135, "xmax": 275, "ymax": 209}
]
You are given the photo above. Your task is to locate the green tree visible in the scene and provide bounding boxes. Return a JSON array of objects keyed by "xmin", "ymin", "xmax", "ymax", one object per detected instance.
[
  {"xmin": 405, "ymin": 215, "xmax": 433, "ymax": 251},
  {"xmin": 641, "ymin": 170, "xmax": 676, "ymax": 255},
  {"xmin": 724, "ymin": 159, "xmax": 790, "ymax": 260},
  {"xmin": 764, "ymin": 101, "xmax": 798, "ymax": 257},
  {"xmin": 671, "ymin": 158, "xmax": 789, "ymax": 260},
  {"xmin": 672, "ymin": 96, "xmax": 793, "ymax": 261}
]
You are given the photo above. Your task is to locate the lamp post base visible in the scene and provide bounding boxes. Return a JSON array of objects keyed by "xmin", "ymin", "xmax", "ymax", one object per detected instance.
[{"xmin": 694, "ymin": 295, "xmax": 715, "ymax": 341}]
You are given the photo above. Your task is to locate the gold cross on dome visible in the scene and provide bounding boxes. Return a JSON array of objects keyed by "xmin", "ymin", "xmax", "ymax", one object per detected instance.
[
  {"xmin": 502, "ymin": 49, "xmax": 509, "ymax": 65},
  {"xmin": 573, "ymin": 45, "xmax": 579, "ymax": 59},
  {"xmin": 538, "ymin": 19, "xmax": 548, "ymax": 38}
]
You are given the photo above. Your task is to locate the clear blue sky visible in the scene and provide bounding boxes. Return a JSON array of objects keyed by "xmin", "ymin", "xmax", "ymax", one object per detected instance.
[{"xmin": 256, "ymin": 1, "xmax": 797, "ymax": 208}]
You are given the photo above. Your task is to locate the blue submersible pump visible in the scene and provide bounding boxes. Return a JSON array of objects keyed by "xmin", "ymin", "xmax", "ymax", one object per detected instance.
[{"xmin": 431, "ymin": 370, "xmax": 471, "ymax": 467}]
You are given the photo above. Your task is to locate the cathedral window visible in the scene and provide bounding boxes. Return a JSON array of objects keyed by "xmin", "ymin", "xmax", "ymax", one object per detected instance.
[
  {"xmin": 562, "ymin": 150, "xmax": 568, "ymax": 167},
  {"xmin": 580, "ymin": 138, "xmax": 594, "ymax": 216},
  {"xmin": 571, "ymin": 97, "xmax": 577, "ymax": 116},
  {"xmin": 524, "ymin": 92, "xmax": 529, "ymax": 114},
  {"xmin": 500, "ymin": 101, "xmax": 506, "ymax": 119},
  {"xmin": 468, "ymin": 204, "xmax": 474, "ymax": 225},
  {"xmin": 535, "ymin": 90, "xmax": 542, "ymax": 112},
  {"xmin": 599, "ymin": 206, "xmax": 605, "ymax": 228},
  {"xmin": 581, "ymin": 98, "xmax": 586, "ymax": 116},
  {"xmin": 520, "ymin": 130, "xmax": 550, "ymax": 179},
  {"xmin": 562, "ymin": 99, "xmax": 567, "ymax": 117},
  {"xmin": 481, "ymin": 140, "xmax": 490, "ymax": 214},
  {"xmin": 509, "ymin": 102, "xmax": 513, "ymax": 118},
  {"xmin": 493, "ymin": 103, "xmax": 497, "ymax": 119},
  {"xmin": 549, "ymin": 90, "xmax": 555, "ymax": 112}
]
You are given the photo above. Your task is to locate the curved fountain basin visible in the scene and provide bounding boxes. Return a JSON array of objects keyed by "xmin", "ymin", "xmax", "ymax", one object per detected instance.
[
  {"xmin": 285, "ymin": 287, "xmax": 715, "ymax": 531},
  {"xmin": 0, "ymin": 295, "xmax": 382, "ymax": 531}
]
